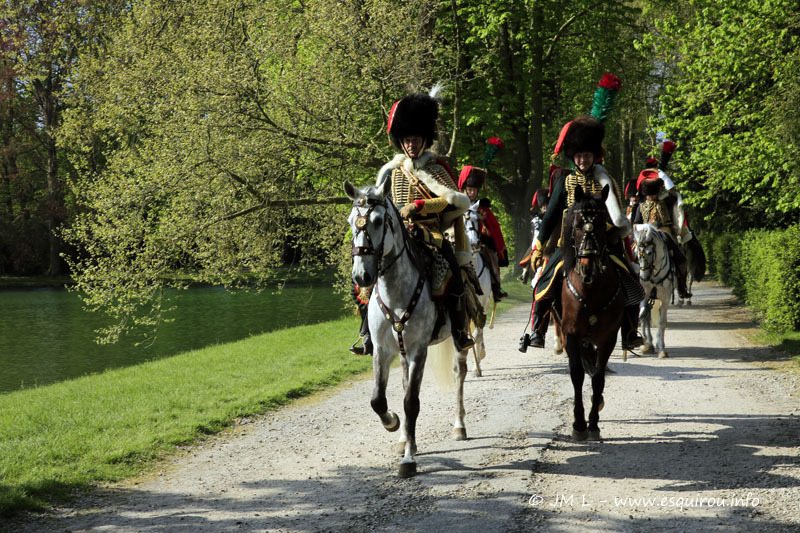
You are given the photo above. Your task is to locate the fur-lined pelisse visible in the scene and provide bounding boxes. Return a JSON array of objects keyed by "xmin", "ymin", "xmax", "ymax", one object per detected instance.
[
  {"xmin": 387, "ymin": 93, "xmax": 439, "ymax": 151},
  {"xmin": 561, "ymin": 115, "xmax": 605, "ymax": 160}
]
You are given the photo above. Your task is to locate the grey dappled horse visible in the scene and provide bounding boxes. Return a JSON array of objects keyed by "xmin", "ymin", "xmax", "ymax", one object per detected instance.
[
  {"xmin": 463, "ymin": 204, "xmax": 492, "ymax": 376},
  {"xmin": 344, "ymin": 178, "xmax": 469, "ymax": 478},
  {"xmin": 633, "ymin": 223, "xmax": 673, "ymax": 358}
]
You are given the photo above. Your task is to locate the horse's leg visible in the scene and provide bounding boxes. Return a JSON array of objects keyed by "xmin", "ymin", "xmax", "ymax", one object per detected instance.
[
  {"xmin": 657, "ymin": 292, "xmax": 669, "ymax": 358},
  {"xmin": 371, "ymin": 346, "xmax": 400, "ymax": 433},
  {"xmin": 687, "ymin": 271, "xmax": 693, "ymax": 305},
  {"xmin": 396, "ymin": 354, "xmax": 411, "ymax": 454},
  {"xmin": 639, "ymin": 287, "xmax": 653, "ymax": 354},
  {"xmin": 553, "ymin": 320, "xmax": 564, "ymax": 355},
  {"xmin": 453, "ymin": 345, "xmax": 468, "ymax": 440},
  {"xmin": 399, "ymin": 352, "xmax": 426, "ymax": 478},
  {"xmin": 588, "ymin": 337, "xmax": 615, "ymax": 441},
  {"xmin": 566, "ymin": 335, "xmax": 588, "ymax": 440}
]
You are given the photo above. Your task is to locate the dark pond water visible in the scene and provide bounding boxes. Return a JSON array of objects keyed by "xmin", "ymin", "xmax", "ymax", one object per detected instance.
[{"xmin": 0, "ymin": 284, "xmax": 347, "ymax": 393}]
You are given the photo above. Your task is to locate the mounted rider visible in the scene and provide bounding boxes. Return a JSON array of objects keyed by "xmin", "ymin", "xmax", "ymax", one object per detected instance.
[
  {"xmin": 379, "ymin": 90, "xmax": 475, "ymax": 351},
  {"xmin": 529, "ymin": 113, "xmax": 645, "ymax": 350},
  {"xmin": 457, "ymin": 160, "xmax": 509, "ymax": 302},
  {"xmin": 633, "ymin": 166, "xmax": 693, "ymax": 300},
  {"xmin": 518, "ymin": 187, "xmax": 549, "ymax": 285}
]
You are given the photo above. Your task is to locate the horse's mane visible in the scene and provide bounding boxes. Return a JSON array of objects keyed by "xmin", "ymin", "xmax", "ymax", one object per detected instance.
[
  {"xmin": 360, "ymin": 183, "xmax": 424, "ymax": 270},
  {"xmin": 562, "ymin": 193, "xmax": 611, "ymax": 272}
]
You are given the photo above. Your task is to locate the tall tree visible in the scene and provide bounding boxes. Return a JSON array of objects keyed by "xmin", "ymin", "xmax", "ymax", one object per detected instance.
[{"xmin": 646, "ymin": 0, "xmax": 800, "ymax": 230}]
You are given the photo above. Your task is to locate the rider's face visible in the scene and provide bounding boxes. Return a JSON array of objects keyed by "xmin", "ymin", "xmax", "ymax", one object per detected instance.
[
  {"xmin": 573, "ymin": 152, "xmax": 595, "ymax": 173},
  {"xmin": 465, "ymin": 186, "xmax": 479, "ymax": 202},
  {"xmin": 402, "ymin": 136, "xmax": 425, "ymax": 159}
]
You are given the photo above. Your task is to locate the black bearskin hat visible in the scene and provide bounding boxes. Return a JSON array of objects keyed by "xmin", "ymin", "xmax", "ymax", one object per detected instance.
[
  {"xmin": 637, "ymin": 169, "xmax": 663, "ymax": 196},
  {"xmin": 387, "ymin": 93, "xmax": 439, "ymax": 152},
  {"xmin": 560, "ymin": 115, "xmax": 604, "ymax": 160},
  {"xmin": 457, "ymin": 165, "xmax": 486, "ymax": 190}
]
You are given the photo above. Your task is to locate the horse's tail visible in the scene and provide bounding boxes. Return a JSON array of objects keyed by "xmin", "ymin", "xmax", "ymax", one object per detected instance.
[
  {"xmin": 427, "ymin": 340, "xmax": 458, "ymax": 393},
  {"xmin": 688, "ymin": 237, "xmax": 706, "ymax": 281},
  {"xmin": 581, "ymin": 343, "xmax": 599, "ymax": 377}
]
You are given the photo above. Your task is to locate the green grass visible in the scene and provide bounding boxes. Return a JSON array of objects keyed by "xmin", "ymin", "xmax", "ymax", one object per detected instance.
[
  {"xmin": 0, "ymin": 273, "xmax": 536, "ymax": 518},
  {"xmin": 0, "ymin": 315, "xmax": 370, "ymax": 517},
  {"xmin": 752, "ymin": 329, "xmax": 800, "ymax": 369}
]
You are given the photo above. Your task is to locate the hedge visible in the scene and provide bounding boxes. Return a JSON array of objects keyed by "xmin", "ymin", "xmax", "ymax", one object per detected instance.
[{"xmin": 702, "ymin": 224, "xmax": 800, "ymax": 333}]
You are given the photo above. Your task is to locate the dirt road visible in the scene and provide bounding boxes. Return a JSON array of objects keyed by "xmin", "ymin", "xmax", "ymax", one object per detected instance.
[{"xmin": 8, "ymin": 281, "xmax": 800, "ymax": 532}]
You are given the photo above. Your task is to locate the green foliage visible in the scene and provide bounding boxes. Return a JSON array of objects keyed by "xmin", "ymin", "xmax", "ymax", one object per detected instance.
[
  {"xmin": 0, "ymin": 315, "xmax": 370, "ymax": 517},
  {"xmin": 60, "ymin": 0, "xmax": 438, "ymax": 341},
  {"xmin": 705, "ymin": 226, "xmax": 800, "ymax": 332},
  {"xmin": 647, "ymin": 0, "xmax": 800, "ymax": 230}
]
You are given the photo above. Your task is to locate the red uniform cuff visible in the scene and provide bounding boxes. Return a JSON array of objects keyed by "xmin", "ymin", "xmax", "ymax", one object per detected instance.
[{"xmin": 414, "ymin": 199, "xmax": 425, "ymax": 211}]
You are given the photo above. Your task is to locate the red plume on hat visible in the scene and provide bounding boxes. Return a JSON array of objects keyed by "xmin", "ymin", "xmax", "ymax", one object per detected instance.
[{"xmin": 659, "ymin": 140, "xmax": 677, "ymax": 170}]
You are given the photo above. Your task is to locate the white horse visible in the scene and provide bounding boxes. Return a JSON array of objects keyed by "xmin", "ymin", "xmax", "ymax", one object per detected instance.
[
  {"xmin": 463, "ymin": 203, "xmax": 493, "ymax": 376},
  {"xmin": 633, "ymin": 223, "xmax": 673, "ymax": 358},
  {"xmin": 344, "ymin": 178, "xmax": 469, "ymax": 478}
]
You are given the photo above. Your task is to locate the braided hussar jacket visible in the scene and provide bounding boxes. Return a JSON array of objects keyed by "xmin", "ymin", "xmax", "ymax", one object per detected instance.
[
  {"xmin": 533, "ymin": 164, "xmax": 630, "ymax": 251},
  {"xmin": 377, "ymin": 151, "xmax": 471, "ymax": 263}
]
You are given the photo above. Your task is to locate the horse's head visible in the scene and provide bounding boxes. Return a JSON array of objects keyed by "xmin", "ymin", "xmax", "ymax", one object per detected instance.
[
  {"xmin": 564, "ymin": 184, "xmax": 611, "ymax": 284},
  {"xmin": 463, "ymin": 205, "xmax": 482, "ymax": 253},
  {"xmin": 344, "ymin": 177, "xmax": 395, "ymax": 288},
  {"xmin": 634, "ymin": 223, "xmax": 658, "ymax": 282}
]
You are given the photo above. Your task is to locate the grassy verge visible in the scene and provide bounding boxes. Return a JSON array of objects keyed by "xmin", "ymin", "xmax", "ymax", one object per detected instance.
[{"xmin": 0, "ymin": 315, "xmax": 369, "ymax": 518}]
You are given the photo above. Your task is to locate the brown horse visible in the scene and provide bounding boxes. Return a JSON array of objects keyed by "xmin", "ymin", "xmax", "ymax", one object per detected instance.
[{"xmin": 554, "ymin": 184, "xmax": 626, "ymax": 441}]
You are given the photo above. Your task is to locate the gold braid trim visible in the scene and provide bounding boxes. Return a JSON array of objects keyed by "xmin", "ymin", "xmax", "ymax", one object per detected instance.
[
  {"xmin": 641, "ymin": 199, "xmax": 672, "ymax": 230},
  {"xmin": 565, "ymin": 171, "xmax": 606, "ymax": 207}
]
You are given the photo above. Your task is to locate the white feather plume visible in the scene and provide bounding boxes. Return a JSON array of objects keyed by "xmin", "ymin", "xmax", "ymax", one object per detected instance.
[{"xmin": 428, "ymin": 81, "xmax": 445, "ymax": 101}]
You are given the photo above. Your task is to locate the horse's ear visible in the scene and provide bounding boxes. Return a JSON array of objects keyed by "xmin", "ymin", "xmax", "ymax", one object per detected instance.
[
  {"xmin": 343, "ymin": 180, "xmax": 358, "ymax": 201},
  {"xmin": 379, "ymin": 174, "xmax": 392, "ymax": 198},
  {"xmin": 601, "ymin": 185, "xmax": 609, "ymax": 201},
  {"xmin": 574, "ymin": 184, "xmax": 584, "ymax": 203}
]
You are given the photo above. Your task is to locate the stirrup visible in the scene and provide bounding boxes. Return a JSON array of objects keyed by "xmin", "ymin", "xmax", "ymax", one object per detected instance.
[
  {"xmin": 349, "ymin": 336, "xmax": 367, "ymax": 356},
  {"xmin": 622, "ymin": 331, "xmax": 644, "ymax": 350}
]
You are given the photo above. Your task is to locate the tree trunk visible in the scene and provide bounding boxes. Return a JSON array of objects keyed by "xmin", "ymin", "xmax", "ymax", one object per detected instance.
[{"xmin": 34, "ymin": 76, "xmax": 63, "ymax": 276}]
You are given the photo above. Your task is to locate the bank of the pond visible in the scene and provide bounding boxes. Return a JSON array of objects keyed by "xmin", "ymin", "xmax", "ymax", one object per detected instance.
[
  {"xmin": 0, "ymin": 315, "xmax": 370, "ymax": 517},
  {"xmin": 0, "ymin": 273, "xmax": 528, "ymax": 518}
]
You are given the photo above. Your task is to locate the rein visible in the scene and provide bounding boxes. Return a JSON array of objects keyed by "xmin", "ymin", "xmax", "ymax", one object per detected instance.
[
  {"xmin": 351, "ymin": 198, "xmax": 408, "ymax": 276},
  {"xmin": 565, "ymin": 269, "xmax": 621, "ymax": 327},
  {"xmin": 638, "ymin": 230, "xmax": 670, "ymax": 286},
  {"xmin": 350, "ymin": 196, "xmax": 426, "ymax": 356}
]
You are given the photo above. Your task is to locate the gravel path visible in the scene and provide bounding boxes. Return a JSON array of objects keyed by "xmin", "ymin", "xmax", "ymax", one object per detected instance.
[{"xmin": 7, "ymin": 281, "xmax": 800, "ymax": 532}]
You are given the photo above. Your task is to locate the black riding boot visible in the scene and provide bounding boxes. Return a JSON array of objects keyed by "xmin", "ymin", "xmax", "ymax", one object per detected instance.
[
  {"xmin": 447, "ymin": 290, "xmax": 475, "ymax": 351},
  {"xmin": 349, "ymin": 308, "xmax": 373, "ymax": 356},
  {"xmin": 621, "ymin": 305, "xmax": 644, "ymax": 349},
  {"xmin": 676, "ymin": 259, "xmax": 692, "ymax": 299},
  {"xmin": 490, "ymin": 269, "xmax": 508, "ymax": 302},
  {"xmin": 529, "ymin": 298, "xmax": 551, "ymax": 348}
]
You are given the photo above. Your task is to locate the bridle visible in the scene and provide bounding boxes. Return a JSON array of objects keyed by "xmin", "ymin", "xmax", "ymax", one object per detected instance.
[
  {"xmin": 350, "ymin": 197, "xmax": 407, "ymax": 276},
  {"xmin": 564, "ymin": 205, "xmax": 619, "ymax": 327},
  {"xmin": 570, "ymin": 207, "xmax": 609, "ymax": 283},
  {"xmin": 637, "ymin": 228, "xmax": 670, "ymax": 285},
  {"xmin": 350, "ymin": 195, "xmax": 424, "ymax": 357}
]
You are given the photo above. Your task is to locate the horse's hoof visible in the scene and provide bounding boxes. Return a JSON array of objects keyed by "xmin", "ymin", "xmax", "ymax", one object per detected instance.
[
  {"xmin": 658, "ymin": 351, "xmax": 669, "ymax": 359},
  {"xmin": 587, "ymin": 429, "xmax": 602, "ymax": 441},
  {"xmin": 472, "ymin": 370, "xmax": 482, "ymax": 378},
  {"xmin": 398, "ymin": 461, "xmax": 417, "ymax": 478},
  {"xmin": 384, "ymin": 412, "xmax": 400, "ymax": 432},
  {"xmin": 554, "ymin": 346, "xmax": 564, "ymax": 355},
  {"xmin": 453, "ymin": 427, "xmax": 467, "ymax": 441},
  {"xmin": 622, "ymin": 350, "xmax": 628, "ymax": 362},
  {"xmin": 687, "ymin": 300, "xmax": 692, "ymax": 306},
  {"xmin": 572, "ymin": 428, "xmax": 588, "ymax": 441},
  {"xmin": 598, "ymin": 401, "xmax": 605, "ymax": 412},
  {"xmin": 642, "ymin": 344, "xmax": 653, "ymax": 354}
]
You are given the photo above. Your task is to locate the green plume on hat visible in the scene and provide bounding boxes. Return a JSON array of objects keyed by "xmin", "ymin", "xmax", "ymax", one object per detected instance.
[
  {"xmin": 482, "ymin": 137, "xmax": 504, "ymax": 168},
  {"xmin": 590, "ymin": 74, "xmax": 622, "ymax": 123}
]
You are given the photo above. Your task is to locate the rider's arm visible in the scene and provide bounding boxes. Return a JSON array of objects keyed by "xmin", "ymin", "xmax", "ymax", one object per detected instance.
[
  {"xmin": 413, "ymin": 197, "xmax": 449, "ymax": 214},
  {"xmin": 533, "ymin": 176, "xmax": 565, "ymax": 250}
]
